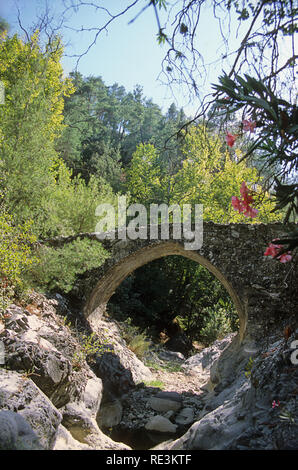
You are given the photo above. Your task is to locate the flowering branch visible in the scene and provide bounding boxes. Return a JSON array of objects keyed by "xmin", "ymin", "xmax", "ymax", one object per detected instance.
[{"xmin": 231, "ymin": 182, "xmax": 258, "ymax": 218}]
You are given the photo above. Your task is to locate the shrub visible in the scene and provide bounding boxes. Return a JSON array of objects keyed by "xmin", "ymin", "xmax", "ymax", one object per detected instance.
[
  {"xmin": 143, "ymin": 379, "xmax": 165, "ymax": 389},
  {"xmin": 128, "ymin": 334, "xmax": 151, "ymax": 360},
  {"xmin": 199, "ymin": 306, "xmax": 235, "ymax": 346},
  {"xmin": 72, "ymin": 332, "xmax": 112, "ymax": 370},
  {"xmin": 25, "ymin": 238, "xmax": 109, "ymax": 293},
  {"xmin": 0, "ymin": 213, "xmax": 38, "ymax": 314}
]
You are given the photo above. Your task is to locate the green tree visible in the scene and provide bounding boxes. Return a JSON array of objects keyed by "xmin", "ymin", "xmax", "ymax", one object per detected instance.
[
  {"xmin": 0, "ymin": 31, "xmax": 74, "ymax": 229},
  {"xmin": 127, "ymin": 125, "xmax": 280, "ymax": 223},
  {"xmin": 0, "ymin": 17, "xmax": 9, "ymax": 34},
  {"xmin": 57, "ymin": 73, "xmax": 123, "ymax": 188},
  {"xmin": 58, "ymin": 0, "xmax": 297, "ymax": 249},
  {"xmin": 0, "ymin": 32, "xmax": 120, "ymax": 295},
  {"xmin": 0, "ymin": 212, "xmax": 38, "ymax": 313}
]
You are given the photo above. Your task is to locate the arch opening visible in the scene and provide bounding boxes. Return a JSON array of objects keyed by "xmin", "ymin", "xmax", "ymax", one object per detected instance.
[{"xmin": 85, "ymin": 242, "xmax": 246, "ymax": 343}]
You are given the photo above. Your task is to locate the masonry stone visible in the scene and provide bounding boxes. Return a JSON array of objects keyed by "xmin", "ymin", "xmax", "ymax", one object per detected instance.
[{"xmin": 76, "ymin": 222, "xmax": 297, "ymax": 344}]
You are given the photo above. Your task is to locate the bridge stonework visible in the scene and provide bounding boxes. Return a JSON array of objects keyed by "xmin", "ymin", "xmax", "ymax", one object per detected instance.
[{"xmin": 80, "ymin": 222, "xmax": 297, "ymax": 343}]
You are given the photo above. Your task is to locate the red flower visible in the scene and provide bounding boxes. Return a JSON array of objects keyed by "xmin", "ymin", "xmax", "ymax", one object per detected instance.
[
  {"xmin": 231, "ymin": 196, "xmax": 244, "ymax": 213},
  {"xmin": 272, "ymin": 400, "xmax": 280, "ymax": 408},
  {"xmin": 240, "ymin": 182, "xmax": 254, "ymax": 205},
  {"xmin": 243, "ymin": 119, "xmax": 256, "ymax": 133},
  {"xmin": 264, "ymin": 243, "xmax": 282, "ymax": 257},
  {"xmin": 243, "ymin": 205, "xmax": 258, "ymax": 218},
  {"xmin": 279, "ymin": 253, "xmax": 292, "ymax": 263},
  {"xmin": 231, "ymin": 182, "xmax": 258, "ymax": 218},
  {"xmin": 264, "ymin": 243, "xmax": 292, "ymax": 263},
  {"xmin": 226, "ymin": 132, "xmax": 237, "ymax": 147}
]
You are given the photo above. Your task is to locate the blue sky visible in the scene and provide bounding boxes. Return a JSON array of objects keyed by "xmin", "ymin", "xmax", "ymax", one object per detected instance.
[
  {"xmin": 0, "ymin": 0, "xmax": 228, "ymax": 117},
  {"xmin": 0, "ymin": 1, "xmax": 294, "ymax": 116}
]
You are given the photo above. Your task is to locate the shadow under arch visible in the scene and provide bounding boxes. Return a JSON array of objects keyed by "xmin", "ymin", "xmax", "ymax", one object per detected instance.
[{"xmin": 84, "ymin": 241, "xmax": 247, "ymax": 342}]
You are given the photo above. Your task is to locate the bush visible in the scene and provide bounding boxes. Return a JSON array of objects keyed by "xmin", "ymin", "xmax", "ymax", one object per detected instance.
[
  {"xmin": 0, "ymin": 213, "xmax": 38, "ymax": 314},
  {"xmin": 128, "ymin": 334, "xmax": 151, "ymax": 359},
  {"xmin": 25, "ymin": 238, "xmax": 109, "ymax": 293},
  {"xmin": 72, "ymin": 332, "xmax": 113, "ymax": 370},
  {"xmin": 199, "ymin": 306, "xmax": 235, "ymax": 346}
]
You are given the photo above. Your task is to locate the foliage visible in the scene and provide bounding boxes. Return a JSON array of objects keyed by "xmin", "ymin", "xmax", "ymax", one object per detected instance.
[
  {"xmin": 213, "ymin": 74, "xmax": 297, "ymax": 216},
  {"xmin": 25, "ymin": 238, "xmax": 109, "ymax": 293},
  {"xmin": 72, "ymin": 332, "xmax": 112, "ymax": 370},
  {"xmin": 127, "ymin": 334, "xmax": 151, "ymax": 360},
  {"xmin": 197, "ymin": 307, "xmax": 233, "ymax": 346},
  {"xmin": 127, "ymin": 125, "xmax": 280, "ymax": 223},
  {"xmin": 180, "ymin": 301, "xmax": 238, "ymax": 347},
  {"xmin": 0, "ymin": 213, "xmax": 38, "ymax": 313},
  {"xmin": 39, "ymin": 158, "xmax": 119, "ymax": 238},
  {"xmin": 0, "ymin": 32, "xmax": 125, "ymax": 295},
  {"xmin": 244, "ymin": 356, "xmax": 255, "ymax": 379},
  {"xmin": 109, "ymin": 256, "xmax": 239, "ymax": 347},
  {"xmin": 117, "ymin": 317, "xmax": 151, "ymax": 360},
  {"xmin": 279, "ymin": 408, "xmax": 296, "ymax": 425},
  {"xmin": 57, "ymin": 73, "xmax": 123, "ymax": 188},
  {"xmin": 143, "ymin": 379, "xmax": 165, "ymax": 389},
  {"xmin": 57, "ymin": 72, "xmax": 187, "ymax": 188},
  {"xmin": 0, "ymin": 31, "xmax": 74, "ymax": 227}
]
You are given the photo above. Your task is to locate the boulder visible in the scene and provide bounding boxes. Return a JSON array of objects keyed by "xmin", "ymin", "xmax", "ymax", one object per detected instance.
[
  {"xmin": 147, "ymin": 397, "xmax": 181, "ymax": 413},
  {"xmin": 147, "ymin": 392, "xmax": 182, "ymax": 413},
  {"xmin": 175, "ymin": 407, "xmax": 194, "ymax": 426},
  {"xmin": 168, "ymin": 396, "xmax": 251, "ymax": 450},
  {"xmin": 145, "ymin": 415, "xmax": 177, "ymax": 433},
  {"xmin": 90, "ymin": 317, "xmax": 153, "ymax": 396},
  {"xmin": 157, "ymin": 350, "xmax": 185, "ymax": 362},
  {"xmin": 61, "ymin": 402, "xmax": 130, "ymax": 450},
  {"xmin": 1, "ymin": 299, "xmax": 104, "ymax": 410},
  {"xmin": 182, "ymin": 333, "xmax": 236, "ymax": 375},
  {"xmin": 0, "ymin": 410, "xmax": 43, "ymax": 450},
  {"xmin": 82, "ymin": 374, "xmax": 103, "ymax": 416},
  {"xmin": 53, "ymin": 424, "xmax": 92, "ymax": 450},
  {"xmin": 97, "ymin": 399, "xmax": 123, "ymax": 428},
  {"xmin": 0, "ymin": 369, "xmax": 62, "ymax": 449}
]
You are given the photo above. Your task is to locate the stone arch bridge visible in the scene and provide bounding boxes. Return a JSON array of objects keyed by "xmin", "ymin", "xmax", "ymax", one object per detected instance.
[{"xmin": 65, "ymin": 222, "xmax": 297, "ymax": 343}]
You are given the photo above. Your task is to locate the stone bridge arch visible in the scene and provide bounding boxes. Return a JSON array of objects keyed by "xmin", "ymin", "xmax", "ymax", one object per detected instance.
[{"xmin": 81, "ymin": 222, "xmax": 297, "ymax": 343}]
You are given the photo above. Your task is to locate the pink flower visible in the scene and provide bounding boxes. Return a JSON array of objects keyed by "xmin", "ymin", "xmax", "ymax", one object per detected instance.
[
  {"xmin": 272, "ymin": 400, "xmax": 280, "ymax": 408},
  {"xmin": 264, "ymin": 243, "xmax": 292, "ymax": 263},
  {"xmin": 264, "ymin": 243, "xmax": 282, "ymax": 257},
  {"xmin": 240, "ymin": 182, "xmax": 254, "ymax": 205},
  {"xmin": 279, "ymin": 253, "xmax": 292, "ymax": 263},
  {"xmin": 243, "ymin": 119, "xmax": 256, "ymax": 133},
  {"xmin": 231, "ymin": 182, "xmax": 258, "ymax": 218},
  {"xmin": 231, "ymin": 196, "xmax": 244, "ymax": 213},
  {"xmin": 243, "ymin": 206, "xmax": 258, "ymax": 218},
  {"xmin": 226, "ymin": 132, "xmax": 237, "ymax": 147}
]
